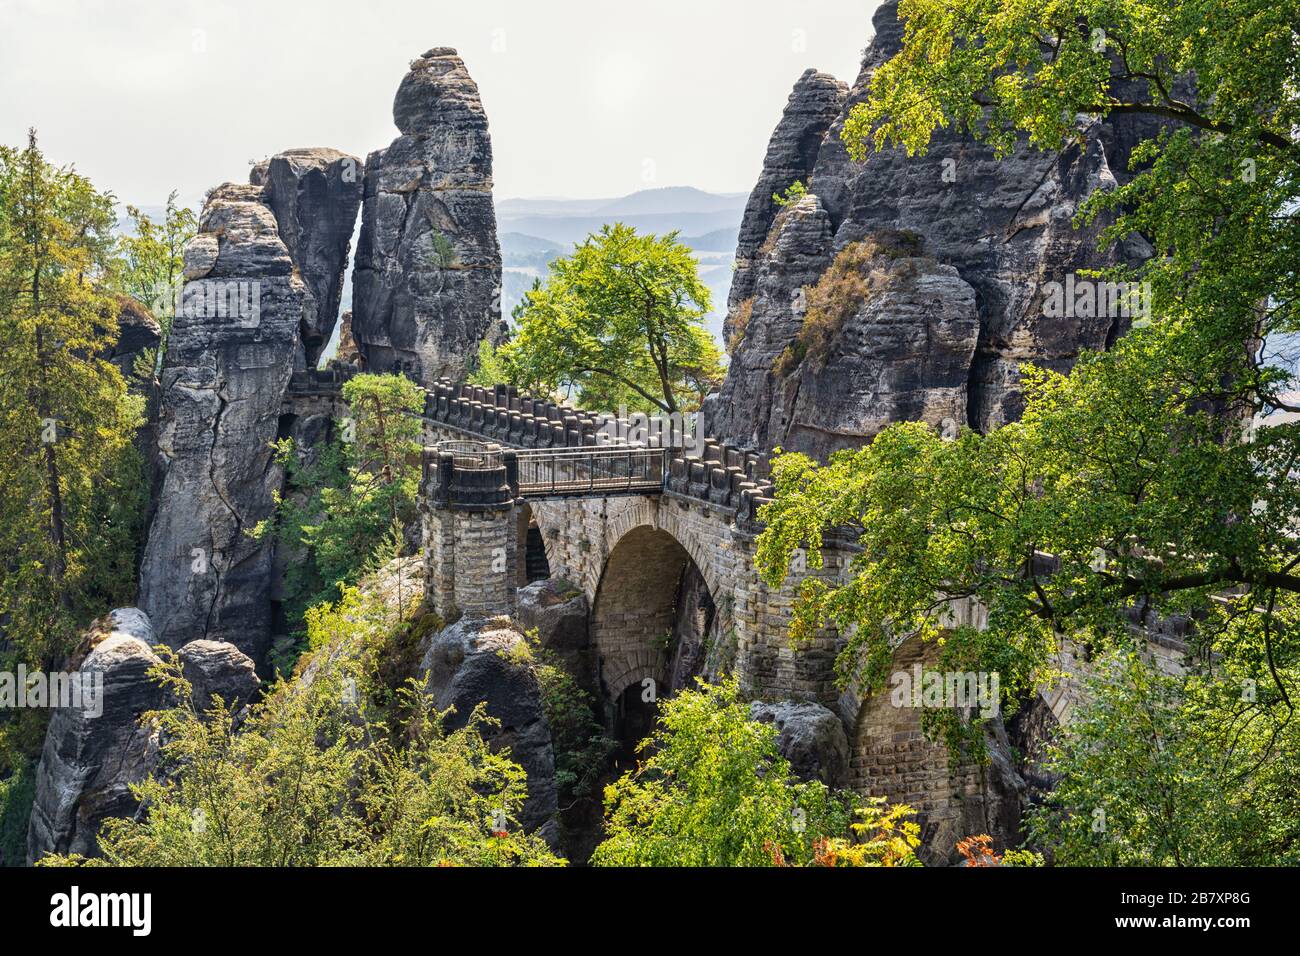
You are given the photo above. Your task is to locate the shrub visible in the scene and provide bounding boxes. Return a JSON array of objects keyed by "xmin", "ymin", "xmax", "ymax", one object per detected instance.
[
  {"xmin": 726, "ymin": 297, "xmax": 754, "ymax": 354},
  {"xmin": 592, "ymin": 678, "xmax": 915, "ymax": 866},
  {"xmin": 776, "ymin": 230, "xmax": 925, "ymax": 377}
]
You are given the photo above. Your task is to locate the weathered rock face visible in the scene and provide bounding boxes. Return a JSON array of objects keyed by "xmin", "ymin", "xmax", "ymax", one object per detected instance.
[
  {"xmin": 703, "ymin": 193, "xmax": 836, "ymax": 451},
  {"xmin": 178, "ymin": 639, "xmax": 261, "ymax": 714},
  {"xmin": 725, "ymin": 69, "xmax": 847, "ymax": 347},
  {"xmin": 772, "ymin": 242, "xmax": 980, "ymax": 460},
  {"xmin": 27, "ymin": 609, "xmax": 160, "ymax": 863},
  {"xmin": 749, "ymin": 700, "xmax": 850, "ymax": 789},
  {"xmin": 27, "ymin": 609, "xmax": 259, "ymax": 863},
  {"xmin": 516, "ymin": 578, "xmax": 592, "ymax": 692},
  {"xmin": 709, "ymin": 0, "xmax": 1154, "ymax": 452},
  {"xmin": 138, "ymin": 182, "xmax": 311, "ymax": 661},
  {"xmin": 252, "ymin": 148, "xmax": 364, "ymax": 368},
  {"xmin": 418, "ymin": 615, "xmax": 559, "ymax": 843},
  {"xmin": 351, "ymin": 48, "xmax": 503, "ymax": 385}
]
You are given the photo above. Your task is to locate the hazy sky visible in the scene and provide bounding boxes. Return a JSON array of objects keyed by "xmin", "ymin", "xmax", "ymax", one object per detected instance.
[{"xmin": 0, "ymin": 0, "xmax": 880, "ymax": 209}]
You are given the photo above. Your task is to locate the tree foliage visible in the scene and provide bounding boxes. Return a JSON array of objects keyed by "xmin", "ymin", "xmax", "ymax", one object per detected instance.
[
  {"xmin": 1029, "ymin": 651, "xmax": 1300, "ymax": 865},
  {"xmin": 111, "ymin": 191, "xmax": 196, "ymax": 367},
  {"xmin": 591, "ymin": 678, "xmax": 916, "ymax": 866},
  {"xmin": 495, "ymin": 224, "xmax": 723, "ymax": 413},
  {"xmin": 41, "ymin": 579, "xmax": 561, "ymax": 867},
  {"xmin": 0, "ymin": 132, "xmax": 146, "ymax": 674}
]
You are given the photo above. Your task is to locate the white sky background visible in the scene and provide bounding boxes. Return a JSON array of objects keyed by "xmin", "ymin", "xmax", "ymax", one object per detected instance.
[{"xmin": 0, "ymin": 0, "xmax": 880, "ymax": 209}]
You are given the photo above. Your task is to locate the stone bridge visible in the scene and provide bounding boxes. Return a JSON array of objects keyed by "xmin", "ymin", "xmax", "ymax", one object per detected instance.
[
  {"xmin": 414, "ymin": 380, "xmax": 1026, "ymax": 857},
  {"xmin": 310, "ymin": 374, "xmax": 1157, "ymax": 858},
  {"xmin": 416, "ymin": 379, "xmax": 850, "ymax": 714}
]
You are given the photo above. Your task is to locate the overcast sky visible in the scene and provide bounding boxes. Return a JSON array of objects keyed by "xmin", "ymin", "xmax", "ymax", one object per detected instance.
[{"xmin": 0, "ymin": 0, "xmax": 879, "ymax": 209}]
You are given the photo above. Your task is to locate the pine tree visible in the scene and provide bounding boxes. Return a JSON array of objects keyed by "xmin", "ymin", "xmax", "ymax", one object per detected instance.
[{"xmin": 0, "ymin": 132, "xmax": 146, "ymax": 671}]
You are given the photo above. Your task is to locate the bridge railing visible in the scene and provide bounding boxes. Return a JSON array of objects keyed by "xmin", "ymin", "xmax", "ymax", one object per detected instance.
[{"xmin": 515, "ymin": 446, "xmax": 666, "ymax": 497}]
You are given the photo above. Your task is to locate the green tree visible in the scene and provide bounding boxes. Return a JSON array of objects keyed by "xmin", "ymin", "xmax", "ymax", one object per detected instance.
[
  {"xmin": 1029, "ymin": 651, "xmax": 1300, "ymax": 865},
  {"xmin": 753, "ymin": 0, "xmax": 1300, "ymax": 860},
  {"xmin": 0, "ymin": 132, "xmax": 146, "ymax": 670},
  {"xmin": 254, "ymin": 372, "xmax": 424, "ymax": 662},
  {"xmin": 497, "ymin": 224, "xmax": 723, "ymax": 413},
  {"xmin": 112, "ymin": 191, "xmax": 197, "ymax": 368},
  {"xmin": 591, "ymin": 679, "xmax": 915, "ymax": 866}
]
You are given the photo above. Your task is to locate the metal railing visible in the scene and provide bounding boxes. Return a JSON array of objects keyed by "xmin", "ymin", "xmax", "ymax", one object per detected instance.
[{"xmin": 515, "ymin": 446, "xmax": 666, "ymax": 496}]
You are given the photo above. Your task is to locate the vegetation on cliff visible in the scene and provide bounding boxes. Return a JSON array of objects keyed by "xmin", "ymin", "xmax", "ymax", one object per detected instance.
[
  {"xmin": 254, "ymin": 372, "xmax": 424, "ymax": 672},
  {"xmin": 758, "ymin": 0, "xmax": 1300, "ymax": 864}
]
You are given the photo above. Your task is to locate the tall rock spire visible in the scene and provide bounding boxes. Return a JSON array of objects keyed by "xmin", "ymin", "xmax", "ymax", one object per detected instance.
[{"xmin": 350, "ymin": 48, "xmax": 504, "ymax": 385}]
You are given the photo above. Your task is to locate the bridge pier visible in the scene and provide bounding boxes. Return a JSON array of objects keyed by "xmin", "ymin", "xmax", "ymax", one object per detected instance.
[{"xmin": 420, "ymin": 442, "xmax": 518, "ymax": 620}]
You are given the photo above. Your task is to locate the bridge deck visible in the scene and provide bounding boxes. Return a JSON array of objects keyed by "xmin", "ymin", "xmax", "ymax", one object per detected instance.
[{"xmin": 514, "ymin": 446, "xmax": 666, "ymax": 497}]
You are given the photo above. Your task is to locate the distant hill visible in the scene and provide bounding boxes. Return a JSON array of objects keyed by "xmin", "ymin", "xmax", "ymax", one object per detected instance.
[
  {"xmin": 500, "ymin": 232, "xmax": 565, "ymax": 256},
  {"xmin": 678, "ymin": 227, "xmax": 739, "ymax": 253},
  {"xmin": 496, "ymin": 186, "xmax": 746, "ymax": 221},
  {"xmin": 594, "ymin": 186, "xmax": 746, "ymax": 217}
]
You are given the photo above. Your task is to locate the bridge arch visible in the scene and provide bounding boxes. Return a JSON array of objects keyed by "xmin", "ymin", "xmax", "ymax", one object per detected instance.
[{"xmin": 589, "ymin": 523, "xmax": 720, "ymax": 757}]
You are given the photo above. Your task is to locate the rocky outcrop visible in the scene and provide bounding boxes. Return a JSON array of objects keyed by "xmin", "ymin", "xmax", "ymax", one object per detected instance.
[
  {"xmin": 418, "ymin": 615, "xmax": 559, "ymax": 843},
  {"xmin": 516, "ymin": 578, "xmax": 592, "ymax": 692},
  {"xmin": 178, "ymin": 639, "xmax": 261, "ymax": 714},
  {"xmin": 27, "ymin": 609, "xmax": 258, "ymax": 863},
  {"xmin": 709, "ymin": 0, "xmax": 1155, "ymax": 453},
  {"xmin": 251, "ymin": 148, "xmax": 364, "ymax": 367},
  {"xmin": 351, "ymin": 48, "xmax": 503, "ymax": 385},
  {"xmin": 106, "ymin": 295, "xmax": 162, "ymax": 379},
  {"xmin": 725, "ymin": 68, "xmax": 847, "ymax": 347},
  {"xmin": 138, "ymin": 182, "xmax": 311, "ymax": 661},
  {"xmin": 749, "ymin": 700, "xmax": 849, "ymax": 789},
  {"xmin": 704, "ymin": 193, "xmax": 836, "ymax": 451},
  {"xmin": 762, "ymin": 237, "xmax": 980, "ymax": 459}
]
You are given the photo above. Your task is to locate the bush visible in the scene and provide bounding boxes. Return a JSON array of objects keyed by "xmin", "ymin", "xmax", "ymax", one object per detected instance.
[
  {"xmin": 526, "ymin": 634, "xmax": 615, "ymax": 801},
  {"xmin": 776, "ymin": 230, "xmax": 924, "ymax": 377},
  {"xmin": 726, "ymin": 297, "xmax": 754, "ymax": 354},
  {"xmin": 592, "ymin": 678, "xmax": 917, "ymax": 866}
]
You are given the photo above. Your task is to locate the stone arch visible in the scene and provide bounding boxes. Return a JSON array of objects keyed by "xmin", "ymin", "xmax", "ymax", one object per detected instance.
[
  {"xmin": 589, "ymin": 521, "xmax": 722, "ymax": 742},
  {"xmin": 513, "ymin": 500, "xmax": 551, "ymax": 588}
]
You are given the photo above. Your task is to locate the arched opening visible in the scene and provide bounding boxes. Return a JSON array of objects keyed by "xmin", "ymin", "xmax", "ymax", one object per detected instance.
[
  {"xmin": 590, "ymin": 525, "xmax": 716, "ymax": 761},
  {"xmin": 514, "ymin": 502, "xmax": 551, "ymax": 588},
  {"xmin": 613, "ymin": 683, "xmax": 658, "ymax": 764}
]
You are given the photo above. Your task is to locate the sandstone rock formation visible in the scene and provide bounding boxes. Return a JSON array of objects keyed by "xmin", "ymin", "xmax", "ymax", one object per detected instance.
[
  {"xmin": 709, "ymin": 0, "xmax": 1155, "ymax": 454},
  {"xmin": 27, "ymin": 609, "xmax": 258, "ymax": 863},
  {"xmin": 251, "ymin": 148, "xmax": 364, "ymax": 368},
  {"xmin": 749, "ymin": 699, "xmax": 850, "ymax": 789},
  {"xmin": 725, "ymin": 68, "xmax": 847, "ymax": 347},
  {"xmin": 139, "ymin": 182, "xmax": 311, "ymax": 661},
  {"xmin": 178, "ymin": 639, "xmax": 261, "ymax": 714},
  {"xmin": 27, "ymin": 609, "xmax": 161, "ymax": 863},
  {"xmin": 106, "ymin": 295, "xmax": 162, "ymax": 379},
  {"xmin": 516, "ymin": 578, "xmax": 592, "ymax": 692},
  {"xmin": 351, "ymin": 48, "xmax": 504, "ymax": 385},
  {"xmin": 418, "ymin": 615, "xmax": 559, "ymax": 843}
]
